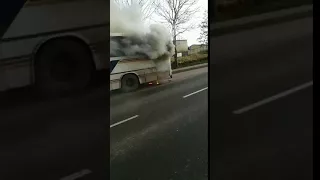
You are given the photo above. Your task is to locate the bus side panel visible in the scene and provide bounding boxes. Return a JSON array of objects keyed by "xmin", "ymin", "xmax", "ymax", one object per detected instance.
[
  {"xmin": 155, "ymin": 57, "xmax": 172, "ymax": 81},
  {"xmin": 0, "ymin": 60, "xmax": 32, "ymax": 91},
  {"xmin": 89, "ymin": 36, "xmax": 109, "ymax": 70},
  {"xmin": 110, "ymin": 72, "xmax": 141, "ymax": 91},
  {"xmin": 110, "ymin": 68, "xmax": 157, "ymax": 91},
  {"xmin": 110, "ymin": 58, "xmax": 164, "ymax": 91},
  {"xmin": 0, "ymin": 29, "xmax": 104, "ymax": 91},
  {"xmin": 2, "ymin": 0, "xmax": 109, "ymax": 71},
  {"xmin": 110, "ymin": 79, "xmax": 120, "ymax": 91},
  {"xmin": 0, "ymin": 39, "xmax": 34, "ymax": 91},
  {"xmin": 112, "ymin": 59, "xmax": 156, "ymax": 75},
  {"xmin": 144, "ymin": 69, "xmax": 158, "ymax": 82},
  {"xmin": 157, "ymin": 71, "xmax": 171, "ymax": 81},
  {"xmin": 3, "ymin": 0, "xmax": 109, "ymax": 39}
]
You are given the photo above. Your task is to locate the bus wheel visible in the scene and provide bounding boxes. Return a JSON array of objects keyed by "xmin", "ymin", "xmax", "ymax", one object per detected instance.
[
  {"xmin": 35, "ymin": 39, "xmax": 94, "ymax": 96},
  {"xmin": 121, "ymin": 74, "xmax": 139, "ymax": 92}
]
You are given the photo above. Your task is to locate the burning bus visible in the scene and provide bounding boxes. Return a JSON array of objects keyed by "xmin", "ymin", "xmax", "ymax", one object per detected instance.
[{"xmin": 110, "ymin": 33, "xmax": 173, "ymax": 92}]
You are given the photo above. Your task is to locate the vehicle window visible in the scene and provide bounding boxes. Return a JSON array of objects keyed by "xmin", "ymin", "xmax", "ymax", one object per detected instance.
[
  {"xmin": 110, "ymin": 36, "xmax": 126, "ymax": 57},
  {"xmin": 110, "ymin": 36, "xmax": 149, "ymax": 58}
]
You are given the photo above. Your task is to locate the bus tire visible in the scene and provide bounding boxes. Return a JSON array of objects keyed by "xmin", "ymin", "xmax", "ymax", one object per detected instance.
[
  {"xmin": 35, "ymin": 39, "xmax": 94, "ymax": 96},
  {"xmin": 121, "ymin": 74, "xmax": 140, "ymax": 92}
]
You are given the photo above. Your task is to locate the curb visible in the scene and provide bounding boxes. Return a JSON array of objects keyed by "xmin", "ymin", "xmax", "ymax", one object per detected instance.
[
  {"xmin": 211, "ymin": 4, "xmax": 313, "ymax": 36},
  {"xmin": 173, "ymin": 63, "xmax": 208, "ymax": 74}
]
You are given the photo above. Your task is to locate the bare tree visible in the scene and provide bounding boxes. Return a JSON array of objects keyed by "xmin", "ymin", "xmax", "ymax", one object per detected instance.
[
  {"xmin": 114, "ymin": 0, "xmax": 159, "ymax": 21},
  {"xmin": 155, "ymin": 0, "xmax": 199, "ymax": 68},
  {"xmin": 197, "ymin": 10, "xmax": 208, "ymax": 46}
]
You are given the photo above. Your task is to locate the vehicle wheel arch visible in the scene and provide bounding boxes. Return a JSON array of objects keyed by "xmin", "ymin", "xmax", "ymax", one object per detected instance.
[
  {"xmin": 32, "ymin": 35, "xmax": 96, "ymax": 77},
  {"xmin": 120, "ymin": 73, "xmax": 141, "ymax": 88},
  {"xmin": 31, "ymin": 35, "xmax": 96, "ymax": 95}
]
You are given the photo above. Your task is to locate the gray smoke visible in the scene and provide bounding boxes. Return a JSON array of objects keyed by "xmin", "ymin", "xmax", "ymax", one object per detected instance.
[{"xmin": 110, "ymin": 1, "xmax": 175, "ymax": 60}]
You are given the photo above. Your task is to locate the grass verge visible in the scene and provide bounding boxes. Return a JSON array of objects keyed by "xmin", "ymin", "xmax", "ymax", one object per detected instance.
[{"xmin": 172, "ymin": 53, "xmax": 208, "ymax": 69}]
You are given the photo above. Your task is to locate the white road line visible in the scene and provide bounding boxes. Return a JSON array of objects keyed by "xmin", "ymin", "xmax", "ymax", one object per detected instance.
[
  {"xmin": 110, "ymin": 115, "xmax": 139, "ymax": 128},
  {"xmin": 233, "ymin": 81, "xmax": 313, "ymax": 114},
  {"xmin": 60, "ymin": 169, "xmax": 92, "ymax": 180},
  {"xmin": 183, "ymin": 87, "xmax": 208, "ymax": 98}
]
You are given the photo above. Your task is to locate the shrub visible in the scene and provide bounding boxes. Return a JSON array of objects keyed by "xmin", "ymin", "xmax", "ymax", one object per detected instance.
[{"xmin": 171, "ymin": 53, "xmax": 208, "ymax": 68}]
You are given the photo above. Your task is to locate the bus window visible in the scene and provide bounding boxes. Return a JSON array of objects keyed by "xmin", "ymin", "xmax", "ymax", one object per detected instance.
[
  {"xmin": 110, "ymin": 36, "xmax": 126, "ymax": 57},
  {"xmin": 110, "ymin": 35, "xmax": 148, "ymax": 58}
]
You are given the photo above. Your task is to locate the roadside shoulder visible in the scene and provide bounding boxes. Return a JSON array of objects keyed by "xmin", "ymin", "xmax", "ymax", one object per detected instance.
[{"xmin": 211, "ymin": 5, "xmax": 313, "ymax": 36}]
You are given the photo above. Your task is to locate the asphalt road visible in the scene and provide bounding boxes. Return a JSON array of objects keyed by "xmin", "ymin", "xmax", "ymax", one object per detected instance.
[
  {"xmin": 109, "ymin": 17, "xmax": 313, "ymax": 180},
  {"xmin": 0, "ymin": 67, "xmax": 208, "ymax": 180},
  {"xmin": 0, "ymin": 16, "xmax": 312, "ymax": 180},
  {"xmin": 0, "ymin": 75, "xmax": 111, "ymax": 178},
  {"xmin": 209, "ymin": 17, "xmax": 313, "ymax": 180},
  {"xmin": 110, "ymin": 67, "xmax": 208, "ymax": 180}
]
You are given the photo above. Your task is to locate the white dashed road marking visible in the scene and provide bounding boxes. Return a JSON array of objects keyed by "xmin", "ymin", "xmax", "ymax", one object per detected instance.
[
  {"xmin": 183, "ymin": 87, "xmax": 208, "ymax": 98},
  {"xmin": 233, "ymin": 81, "xmax": 313, "ymax": 114},
  {"xmin": 60, "ymin": 169, "xmax": 92, "ymax": 180},
  {"xmin": 110, "ymin": 115, "xmax": 139, "ymax": 128}
]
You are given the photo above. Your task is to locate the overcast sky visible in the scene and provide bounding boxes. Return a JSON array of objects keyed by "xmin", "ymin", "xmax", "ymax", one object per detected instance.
[
  {"xmin": 147, "ymin": 0, "xmax": 208, "ymax": 46},
  {"xmin": 115, "ymin": 0, "xmax": 208, "ymax": 46},
  {"xmin": 180, "ymin": 0, "xmax": 208, "ymax": 46}
]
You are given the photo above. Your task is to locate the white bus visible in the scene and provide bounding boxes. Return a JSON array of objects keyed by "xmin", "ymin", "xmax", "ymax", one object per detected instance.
[
  {"xmin": 110, "ymin": 33, "xmax": 172, "ymax": 92},
  {"xmin": 0, "ymin": 0, "xmax": 109, "ymax": 95}
]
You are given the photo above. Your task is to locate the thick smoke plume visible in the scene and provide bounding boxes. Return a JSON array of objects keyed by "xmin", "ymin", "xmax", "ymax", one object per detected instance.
[{"xmin": 110, "ymin": 1, "xmax": 175, "ymax": 60}]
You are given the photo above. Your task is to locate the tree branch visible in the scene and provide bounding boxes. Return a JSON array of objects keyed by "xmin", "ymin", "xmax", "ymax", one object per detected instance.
[{"xmin": 155, "ymin": 0, "xmax": 199, "ymax": 38}]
